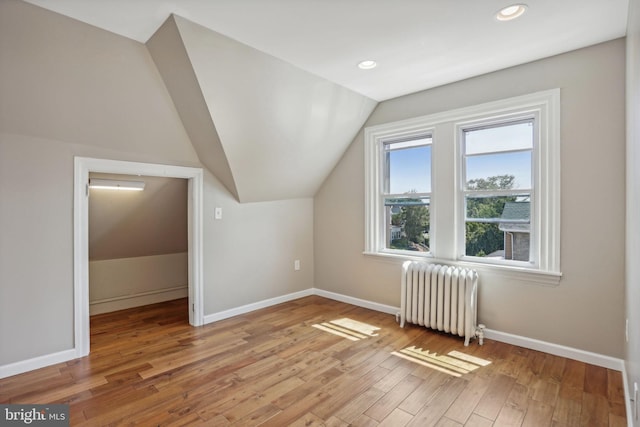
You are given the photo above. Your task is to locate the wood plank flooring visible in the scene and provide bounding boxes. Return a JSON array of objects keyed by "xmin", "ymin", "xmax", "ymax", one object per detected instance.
[{"xmin": 0, "ymin": 296, "xmax": 627, "ymax": 426}]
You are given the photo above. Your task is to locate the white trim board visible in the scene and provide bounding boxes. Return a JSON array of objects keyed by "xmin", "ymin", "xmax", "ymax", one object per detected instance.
[
  {"xmin": 90, "ymin": 285, "xmax": 189, "ymax": 315},
  {"xmin": 622, "ymin": 364, "xmax": 634, "ymax": 427},
  {"xmin": 201, "ymin": 288, "xmax": 398, "ymax": 326},
  {"xmin": 482, "ymin": 329, "xmax": 624, "ymax": 371},
  {"xmin": 203, "ymin": 289, "xmax": 314, "ymax": 324},
  {"xmin": 0, "ymin": 350, "xmax": 77, "ymax": 380},
  {"xmin": 74, "ymin": 157, "xmax": 204, "ymax": 360},
  {"xmin": 204, "ymin": 288, "xmax": 624, "ymax": 371},
  {"xmin": 312, "ymin": 289, "xmax": 398, "ymax": 315},
  {"xmin": 1, "ymin": 287, "xmax": 626, "ymax": 380},
  {"xmin": 312, "ymin": 290, "xmax": 624, "ymax": 371}
]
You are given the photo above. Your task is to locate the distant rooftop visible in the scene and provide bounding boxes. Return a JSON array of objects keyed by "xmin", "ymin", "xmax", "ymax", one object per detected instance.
[
  {"xmin": 501, "ymin": 201, "xmax": 530, "ymax": 221},
  {"xmin": 499, "ymin": 201, "xmax": 530, "ymax": 233}
]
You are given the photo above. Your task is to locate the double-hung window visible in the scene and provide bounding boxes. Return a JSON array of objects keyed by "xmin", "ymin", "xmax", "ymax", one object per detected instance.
[
  {"xmin": 365, "ymin": 90, "xmax": 561, "ymax": 283},
  {"xmin": 382, "ymin": 135, "xmax": 432, "ymax": 254},
  {"xmin": 461, "ymin": 119, "xmax": 534, "ymax": 264}
]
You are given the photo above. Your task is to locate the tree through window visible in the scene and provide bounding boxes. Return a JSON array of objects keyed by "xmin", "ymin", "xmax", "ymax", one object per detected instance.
[
  {"xmin": 364, "ymin": 89, "xmax": 560, "ymax": 279},
  {"xmin": 383, "ymin": 136, "xmax": 432, "ymax": 253},
  {"xmin": 462, "ymin": 120, "xmax": 533, "ymax": 261}
]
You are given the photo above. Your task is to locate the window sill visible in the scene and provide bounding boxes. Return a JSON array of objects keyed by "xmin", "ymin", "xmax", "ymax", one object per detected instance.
[{"xmin": 362, "ymin": 251, "xmax": 562, "ymax": 286}]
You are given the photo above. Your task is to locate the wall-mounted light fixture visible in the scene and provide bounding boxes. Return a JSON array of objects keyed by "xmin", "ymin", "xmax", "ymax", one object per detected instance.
[{"xmin": 89, "ymin": 178, "xmax": 145, "ymax": 191}]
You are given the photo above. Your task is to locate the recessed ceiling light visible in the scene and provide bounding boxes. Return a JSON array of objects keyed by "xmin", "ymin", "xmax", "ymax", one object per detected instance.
[
  {"xmin": 496, "ymin": 4, "xmax": 527, "ymax": 21},
  {"xmin": 358, "ymin": 60, "xmax": 377, "ymax": 70}
]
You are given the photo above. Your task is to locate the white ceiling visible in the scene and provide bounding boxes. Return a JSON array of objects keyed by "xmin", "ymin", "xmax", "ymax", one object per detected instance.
[{"xmin": 23, "ymin": 0, "xmax": 629, "ymax": 101}]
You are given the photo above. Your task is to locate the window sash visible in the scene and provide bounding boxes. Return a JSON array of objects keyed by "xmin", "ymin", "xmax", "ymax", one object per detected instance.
[
  {"xmin": 383, "ymin": 196, "xmax": 431, "ymax": 252},
  {"xmin": 382, "ymin": 135, "xmax": 432, "ymax": 196},
  {"xmin": 459, "ymin": 116, "xmax": 536, "ymax": 265},
  {"xmin": 462, "ymin": 118, "xmax": 534, "ymax": 156},
  {"xmin": 364, "ymin": 89, "xmax": 560, "ymax": 281},
  {"xmin": 380, "ymin": 134, "xmax": 432, "ymax": 253}
]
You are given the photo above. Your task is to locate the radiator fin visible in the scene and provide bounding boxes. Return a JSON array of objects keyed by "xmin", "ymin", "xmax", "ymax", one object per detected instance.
[{"xmin": 400, "ymin": 261, "xmax": 479, "ymax": 346}]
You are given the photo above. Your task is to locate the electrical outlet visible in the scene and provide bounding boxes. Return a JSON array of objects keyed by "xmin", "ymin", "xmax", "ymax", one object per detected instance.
[{"xmin": 294, "ymin": 260, "xmax": 300, "ymax": 271}]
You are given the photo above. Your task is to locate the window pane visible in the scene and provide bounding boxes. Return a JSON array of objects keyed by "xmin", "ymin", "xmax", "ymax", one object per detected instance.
[
  {"xmin": 385, "ymin": 137, "xmax": 431, "ymax": 194},
  {"xmin": 465, "ymin": 222, "xmax": 505, "ymax": 258},
  {"xmin": 465, "ymin": 121, "xmax": 533, "ymax": 155},
  {"xmin": 385, "ymin": 197, "xmax": 430, "ymax": 252},
  {"xmin": 465, "ymin": 197, "xmax": 530, "ymax": 261},
  {"xmin": 465, "ymin": 151, "xmax": 532, "ymax": 190}
]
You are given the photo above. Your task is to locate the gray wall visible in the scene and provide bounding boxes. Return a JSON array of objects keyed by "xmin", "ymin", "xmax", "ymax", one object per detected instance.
[
  {"xmin": 0, "ymin": 0, "xmax": 313, "ymax": 365},
  {"xmin": 627, "ymin": 0, "xmax": 640, "ymax": 422},
  {"xmin": 315, "ymin": 39, "xmax": 626, "ymax": 357}
]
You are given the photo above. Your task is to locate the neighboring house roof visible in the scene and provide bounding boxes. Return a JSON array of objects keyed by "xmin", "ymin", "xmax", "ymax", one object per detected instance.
[
  {"xmin": 390, "ymin": 205, "xmax": 402, "ymax": 215},
  {"xmin": 499, "ymin": 201, "xmax": 530, "ymax": 233}
]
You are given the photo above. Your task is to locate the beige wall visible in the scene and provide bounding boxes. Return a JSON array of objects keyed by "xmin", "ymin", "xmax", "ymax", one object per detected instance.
[
  {"xmin": 89, "ymin": 253, "xmax": 188, "ymax": 315},
  {"xmin": 315, "ymin": 39, "xmax": 626, "ymax": 357},
  {"xmin": 0, "ymin": 0, "xmax": 628, "ymax": 372},
  {"xmin": 627, "ymin": 0, "xmax": 640, "ymax": 419},
  {"xmin": 0, "ymin": 0, "xmax": 313, "ymax": 366},
  {"xmin": 88, "ymin": 174, "xmax": 189, "ymax": 314},
  {"xmin": 202, "ymin": 173, "xmax": 314, "ymax": 313},
  {"xmin": 89, "ymin": 174, "xmax": 188, "ymax": 260}
]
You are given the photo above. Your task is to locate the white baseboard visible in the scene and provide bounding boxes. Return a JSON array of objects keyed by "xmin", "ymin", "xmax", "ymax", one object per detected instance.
[
  {"xmin": 311, "ymin": 289, "xmax": 626, "ymax": 373},
  {"xmin": 0, "ymin": 349, "xmax": 77, "ymax": 380},
  {"xmin": 312, "ymin": 290, "xmax": 625, "ymax": 372},
  {"xmin": 90, "ymin": 285, "xmax": 188, "ymax": 315},
  {"xmin": 2, "ymin": 287, "xmax": 627, "ymax": 384},
  {"xmin": 622, "ymin": 364, "xmax": 634, "ymax": 427},
  {"xmin": 202, "ymin": 289, "xmax": 314, "ymax": 324},
  {"xmin": 312, "ymin": 288, "xmax": 399, "ymax": 315},
  {"xmin": 482, "ymin": 329, "xmax": 624, "ymax": 371}
]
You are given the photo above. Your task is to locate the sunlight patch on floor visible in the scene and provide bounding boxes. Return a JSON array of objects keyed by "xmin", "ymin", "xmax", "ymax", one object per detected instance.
[
  {"xmin": 312, "ymin": 318, "xmax": 380, "ymax": 341},
  {"xmin": 391, "ymin": 346, "xmax": 491, "ymax": 377}
]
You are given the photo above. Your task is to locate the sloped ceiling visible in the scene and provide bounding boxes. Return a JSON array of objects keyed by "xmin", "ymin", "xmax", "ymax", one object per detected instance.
[
  {"xmin": 89, "ymin": 174, "xmax": 187, "ymax": 261},
  {"xmin": 147, "ymin": 15, "xmax": 377, "ymax": 203},
  {"xmin": 22, "ymin": 0, "xmax": 629, "ymax": 102},
  {"xmin": 145, "ymin": 16, "xmax": 239, "ymax": 200}
]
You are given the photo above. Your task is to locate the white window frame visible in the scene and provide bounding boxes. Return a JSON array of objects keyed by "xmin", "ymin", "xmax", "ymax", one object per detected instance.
[
  {"xmin": 380, "ymin": 134, "xmax": 433, "ymax": 257},
  {"xmin": 365, "ymin": 123, "xmax": 436, "ymax": 257},
  {"xmin": 457, "ymin": 115, "xmax": 537, "ymax": 268},
  {"xmin": 364, "ymin": 89, "xmax": 561, "ymax": 285}
]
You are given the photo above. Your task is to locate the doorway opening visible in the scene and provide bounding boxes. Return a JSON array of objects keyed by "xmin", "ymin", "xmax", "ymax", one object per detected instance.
[
  {"xmin": 74, "ymin": 157, "xmax": 204, "ymax": 358},
  {"xmin": 88, "ymin": 172, "xmax": 188, "ymax": 316}
]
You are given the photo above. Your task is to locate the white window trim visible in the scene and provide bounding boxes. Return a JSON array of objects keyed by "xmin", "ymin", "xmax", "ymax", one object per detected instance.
[
  {"xmin": 457, "ymin": 113, "xmax": 537, "ymax": 270},
  {"xmin": 365, "ymin": 122, "xmax": 437, "ymax": 258},
  {"xmin": 364, "ymin": 89, "xmax": 561, "ymax": 285}
]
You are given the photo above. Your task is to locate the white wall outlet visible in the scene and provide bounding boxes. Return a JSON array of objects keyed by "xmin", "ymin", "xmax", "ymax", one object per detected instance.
[
  {"xmin": 294, "ymin": 260, "xmax": 300, "ymax": 271},
  {"xmin": 214, "ymin": 207, "xmax": 222, "ymax": 220}
]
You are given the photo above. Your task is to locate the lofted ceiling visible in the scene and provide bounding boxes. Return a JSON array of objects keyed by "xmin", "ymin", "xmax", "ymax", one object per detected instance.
[
  {"xmin": 145, "ymin": 14, "xmax": 376, "ymax": 202},
  {"xmin": 88, "ymin": 174, "xmax": 187, "ymax": 261},
  {"xmin": 19, "ymin": 0, "xmax": 629, "ymax": 202},
  {"xmin": 21, "ymin": 0, "xmax": 629, "ymax": 101}
]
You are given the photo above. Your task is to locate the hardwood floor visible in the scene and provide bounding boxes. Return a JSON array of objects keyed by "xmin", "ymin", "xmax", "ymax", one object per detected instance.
[{"xmin": 0, "ymin": 296, "xmax": 627, "ymax": 426}]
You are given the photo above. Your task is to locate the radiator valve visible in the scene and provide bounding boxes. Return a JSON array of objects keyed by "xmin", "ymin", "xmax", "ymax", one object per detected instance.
[{"xmin": 476, "ymin": 324, "xmax": 486, "ymax": 345}]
